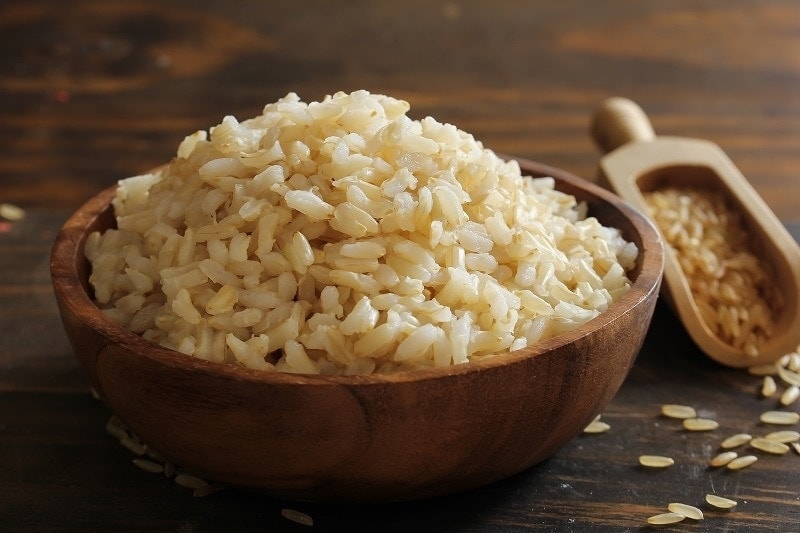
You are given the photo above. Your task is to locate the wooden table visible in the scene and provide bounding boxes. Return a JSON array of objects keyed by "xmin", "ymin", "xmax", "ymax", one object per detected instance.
[{"xmin": 2, "ymin": 1, "xmax": 798, "ymax": 530}]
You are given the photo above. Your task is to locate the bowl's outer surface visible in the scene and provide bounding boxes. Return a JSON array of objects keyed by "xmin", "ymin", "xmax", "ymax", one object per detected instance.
[{"xmin": 50, "ymin": 158, "xmax": 664, "ymax": 502}]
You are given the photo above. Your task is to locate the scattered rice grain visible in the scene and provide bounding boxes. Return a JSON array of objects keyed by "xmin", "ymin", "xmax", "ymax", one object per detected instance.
[
  {"xmin": 780, "ymin": 385, "xmax": 799, "ymax": 406},
  {"xmin": 639, "ymin": 455, "xmax": 675, "ymax": 468},
  {"xmin": 174, "ymin": 473, "xmax": 208, "ymax": 490},
  {"xmin": 720, "ymin": 433, "xmax": 752, "ymax": 449},
  {"xmin": 0, "ymin": 202, "xmax": 25, "ymax": 221},
  {"xmin": 132, "ymin": 458, "xmax": 165, "ymax": 474},
  {"xmin": 646, "ymin": 512, "xmax": 685, "ymax": 525},
  {"xmin": 759, "ymin": 410, "xmax": 800, "ymax": 425},
  {"xmin": 583, "ymin": 419, "xmax": 611, "ymax": 434},
  {"xmin": 661, "ymin": 404, "xmax": 697, "ymax": 419},
  {"xmin": 709, "ymin": 451, "xmax": 738, "ymax": 467},
  {"xmin": 683, "ymin": 418, "xmax": 719, "ymax": 431},
  {"xmin": 667, "ymin": 502, "xmax": 703, "ymax": 520},
  {"xmin": 281, "ymin": 508, "xmax": 314, "ymax": 527},
  {"xmin": 726, "ymin": 455, "xmax": 758, "ymax": 470},
  {"xmin": 705, "ymin": 494, "xmax": 737, "ymax": 509},
  {"xmin": 761, "ymin": 376, "xmax": 777, "ymax": 398},
  {"xmin": 750, "ymin": 437, "xmax": 790, "ymax": 455}
]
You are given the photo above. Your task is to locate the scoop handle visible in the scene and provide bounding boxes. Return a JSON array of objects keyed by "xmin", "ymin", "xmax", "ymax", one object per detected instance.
[{"xmin": 591, "ymin": 97, "xmax": 657, "ymax": 154}]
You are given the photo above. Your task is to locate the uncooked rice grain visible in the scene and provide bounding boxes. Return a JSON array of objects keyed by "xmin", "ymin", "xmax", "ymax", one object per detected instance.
[
  {"xmin": 720, "ymin": 433, "xmax": 752, "ymax": 449},
  {"xmin": 85, "ymin": 90, "xmax": 637, "ymax": 374},
  {"xmin": 705, "ymin": 494, "xmax": 737, "ymax": 509},
  {"xmin": 780, "ymin": 385, "xmax": 799, "ymax": 406},
  {"xmin": 763, "ymin": 430, "xmax": 800, "ymax": 443},
  {"xmin": 726, "ymin": 455, "xmax": 758, "ymax": 470},
  {"xmin": 639, "ymin": 455, "xmax": 674, "ymax": 468},
  {"xmin": 583, "ymin": 418, "xmax": 611, "ymax": 434},
  {"xmin": 667, "ymin": 503, "xmax": 703, "ymax": 520},
  {"xmin": 761, "ymin": 376, "xmax": 777, "ymax": 398},
  {"xmin": 133, "ymin": 458, "xmax": 165, "ymax": 474},
  {"xmin": 709, "ymin": 451, "xmax": 738, "ymax": 467},
  {"xmin": 174, "ymin": 473, "xmax": 208, "ymax": 490},
  {"xmin": 750, "ymin": 437, "xmax": 790, "ymax": 455},
  {"xmin": 0, "ymin": 202, "xmax": 25, "ymax": 221},
  {"xmin": 646, "ymin": 512, "xmax": 685, "ymax": 525},
  {"xmin": 683, "ymin": 418, "xmax": 719, "ymax": 431},
  {"xmin": 760, "ymin": 410, "xmax": 800, "ymax": 425},
  {"xmin": 643, "ymin": 187, "xmax": 781, "ymax": 357},
  {"xmin": 661, "ymin": 403, "xmax": 697, "ymax": 419},
  {"xmin": 281, "ymin": 508, "xmax": 314, "ymax": 527}
]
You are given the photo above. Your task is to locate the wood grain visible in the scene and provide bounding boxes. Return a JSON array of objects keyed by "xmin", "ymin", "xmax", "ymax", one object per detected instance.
[{"xmin": 2, "ymin": 0, "xmax": 800, "ymax": 530}]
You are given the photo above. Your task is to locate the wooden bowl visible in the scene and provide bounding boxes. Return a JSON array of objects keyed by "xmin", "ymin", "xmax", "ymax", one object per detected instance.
[{"xmin": 50, "ymin": 158, "xmax": 664, "ymax": 503}]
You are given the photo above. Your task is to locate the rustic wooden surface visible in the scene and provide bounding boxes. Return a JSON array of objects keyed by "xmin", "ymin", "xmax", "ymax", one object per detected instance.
[{"xmin": 1, "ymin": 0, "xmax": 799, "ymax": 531}]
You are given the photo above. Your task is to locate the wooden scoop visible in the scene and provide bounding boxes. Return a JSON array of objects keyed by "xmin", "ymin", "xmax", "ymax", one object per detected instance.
[{"xmin": 591, "ymin": 97, "xmax": 800, "ymax": 367}]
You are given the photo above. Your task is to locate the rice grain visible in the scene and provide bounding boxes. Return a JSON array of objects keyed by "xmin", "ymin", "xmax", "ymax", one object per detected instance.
[
  {"xmin": 683, "ymin": 418, "xmax": 719, "ymax": 431},
  {"xmin": 726, "ymin": 455, "xmax": 758, "ymax": 470},
  {"xmin": 639, "ymin": 455, "xmax": 675, "ymax": 468},
  {"xmin": 281, "ymin": 509, "xmax": 314, "ymax": 527},
  {"xmin": 646, "ymin": 512, "xmax": 685, "ymax": 525},
  {"xmin": 763, "ymin": 430, "xmax": 800, "ymax": 443},
  {"xmin": 761, "ymin": 376, "xmax": 777, "ymax": 398},
  {"xmin": 720, "ymin": 433, "xmax": 752, "ymax": 449},
  {"xmin": 667, "ymin": 503, "xmax": 703, "ymax": 520},
  {"xmin": 760, "ymin": 410, "xmax": 800, "ymax": 425},
  {"xmin": 174, "ymin": 473, "xmax": 208, "ymax": 490},
  {"xmin": 780, "ymin": 385, "xmax": 799, "ymax": 406},
  {"xmin": 705, "ymin": 494, "xmax": 737, "ymax": 509},
  {"xmin": 661, "ymin": 404, "xmax": 697, "ymax": 419},
  {"xmin": 750, "ymin": 437, "xmax": 790, "ymax": 455},
  {"xmin": 133, "ymin": 458, "xmax": 165, "ymax": 474},
  {"xmin": 709, "ymin": 451, "xmax": 738, "ymax": 467}
]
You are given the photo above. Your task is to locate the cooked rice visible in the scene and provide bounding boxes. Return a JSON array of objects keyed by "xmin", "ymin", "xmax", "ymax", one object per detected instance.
[
  {"xmin": 85, "ymin": 90, "xmax": 637, "ymax": 374},
  {"xmin": 780, "ymin": 385, "xmax": 799, "ymax": 406}
]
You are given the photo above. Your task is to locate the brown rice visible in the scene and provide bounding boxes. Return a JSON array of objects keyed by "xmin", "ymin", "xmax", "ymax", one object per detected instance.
[{"xmin": 85, "ymin": 91, "xmax": 637, "ymax": 374}]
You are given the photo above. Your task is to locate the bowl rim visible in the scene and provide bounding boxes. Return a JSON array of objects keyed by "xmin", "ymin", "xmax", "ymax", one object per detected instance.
[{"xmin": 51, "ymin": 156, "xmax": 664, "ymax": 387}]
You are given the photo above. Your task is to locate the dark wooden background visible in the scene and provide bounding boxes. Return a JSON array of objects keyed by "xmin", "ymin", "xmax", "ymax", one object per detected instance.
[{"xmin": 1, "ymin": 1, "xmax": 798, "ymax": 531}]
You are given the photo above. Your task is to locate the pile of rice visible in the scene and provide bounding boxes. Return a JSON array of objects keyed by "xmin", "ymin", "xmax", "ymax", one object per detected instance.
[{"xmin": 86, "ymin": 90, "xmax": 637, "ymax": 375}]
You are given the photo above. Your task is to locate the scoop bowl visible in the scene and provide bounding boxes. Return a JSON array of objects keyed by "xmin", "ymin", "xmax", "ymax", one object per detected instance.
[{"xmin": 50, "ymin": 158, "xmax": 664, "ymax": 502}]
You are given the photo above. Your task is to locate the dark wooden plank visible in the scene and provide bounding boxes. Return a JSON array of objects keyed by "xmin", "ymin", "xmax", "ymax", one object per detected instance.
[
  {"xmin": 2, "ymin": 0, "xmax": 800, "ymax": 217},
  {"xmin": 1, "ymin": 303, "xmax": 798, "ymax": 531},
  {"xmin": 2, "ymin": 0, "xmax": 800, "ymax": 530}
]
